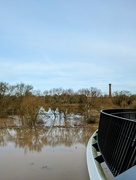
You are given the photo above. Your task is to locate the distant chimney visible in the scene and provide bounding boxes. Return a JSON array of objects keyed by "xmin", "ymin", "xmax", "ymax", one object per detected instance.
[{"xmin": 109, "ymin": 83, "xmax": 112, "ymax": 98}]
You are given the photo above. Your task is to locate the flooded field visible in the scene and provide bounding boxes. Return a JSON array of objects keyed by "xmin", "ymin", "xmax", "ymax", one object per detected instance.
[{"xmin": 0, "ymin": 118, "xmax": 97, "ymax": 180}]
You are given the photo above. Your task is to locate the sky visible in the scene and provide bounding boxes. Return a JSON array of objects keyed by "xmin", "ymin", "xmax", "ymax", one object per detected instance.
[{"xmin": 0, "ymin": 0, "xmax": 136, "ymax": 94}]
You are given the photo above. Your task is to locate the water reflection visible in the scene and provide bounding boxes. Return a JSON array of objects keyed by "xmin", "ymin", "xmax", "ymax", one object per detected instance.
[
  {"xmin": 0, "ymin": 105, "xmax": 98, "ymax": 180},
  {"xmin": 0, "ymin": 126, "xmax": 96, "ymax": 153},
  {"xmin": 0, "ymin": 125, "xmax": 97, "ymax": 180}
]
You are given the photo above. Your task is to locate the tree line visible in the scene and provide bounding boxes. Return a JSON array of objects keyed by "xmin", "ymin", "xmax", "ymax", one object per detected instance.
[{"xmin": 0, "ymin": 82, "xmax": 136, "ymax": 125}]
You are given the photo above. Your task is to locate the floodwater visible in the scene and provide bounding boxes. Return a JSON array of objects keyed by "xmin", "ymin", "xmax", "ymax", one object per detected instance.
[{"xmin": 0, "ymin": 125, "xmax": 97, "ymax": 180}]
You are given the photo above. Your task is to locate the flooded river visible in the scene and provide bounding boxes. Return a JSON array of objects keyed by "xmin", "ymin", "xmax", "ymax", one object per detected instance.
[{"xmin": 0, "ymin": 125, "xmax": 97, "ymax": 180}]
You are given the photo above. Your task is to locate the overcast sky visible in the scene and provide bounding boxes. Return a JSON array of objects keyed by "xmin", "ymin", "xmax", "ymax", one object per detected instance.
[{"xmin": 0, "ymin": 0, "xmax": 136, "ymax": 94}]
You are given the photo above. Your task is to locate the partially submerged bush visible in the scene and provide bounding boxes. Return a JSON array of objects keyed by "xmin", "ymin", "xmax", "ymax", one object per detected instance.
[
  {"xmin": 87, "ymin": 116, "xmax": 97, "ymax": 124},
  {"xmin": 36, "ymin": 118, "xmax": 45, "ymax": 124},
  {"xmin": 19, "ymin": 96, "xmax": 41, "ymax": 126},
  {"xmin": 86, "ymin": 109, "xmax": 100, "ymax": 124}
]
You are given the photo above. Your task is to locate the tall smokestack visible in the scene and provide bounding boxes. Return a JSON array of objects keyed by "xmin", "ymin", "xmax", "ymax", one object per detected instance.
[{"xmin": 109, "ymin": 83, "xmax": 112, "ymax": 98}]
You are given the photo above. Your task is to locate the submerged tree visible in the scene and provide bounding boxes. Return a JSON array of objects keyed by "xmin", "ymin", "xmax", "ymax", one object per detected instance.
[{"xmin": 19, "ymin": 96, "xmax": 41, "ymax": 126}]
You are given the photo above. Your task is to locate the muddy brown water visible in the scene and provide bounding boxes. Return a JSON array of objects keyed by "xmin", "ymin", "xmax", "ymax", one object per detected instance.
[{"xmin": 0, "ymin": 125, "xmax": 97, "ymax": 180}]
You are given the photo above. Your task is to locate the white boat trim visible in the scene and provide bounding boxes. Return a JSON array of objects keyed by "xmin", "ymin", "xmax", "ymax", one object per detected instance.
[{"xmin": 86, "ymin": 130, "xmax": 107, "ymax": 180}]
